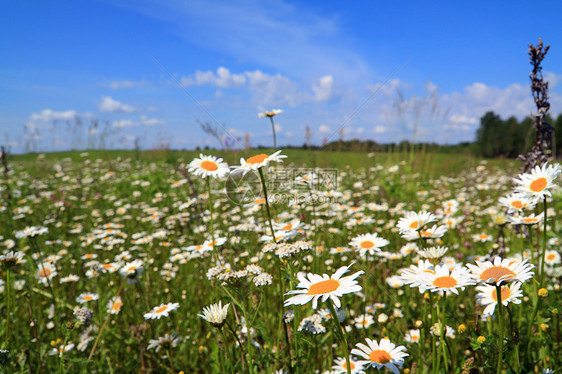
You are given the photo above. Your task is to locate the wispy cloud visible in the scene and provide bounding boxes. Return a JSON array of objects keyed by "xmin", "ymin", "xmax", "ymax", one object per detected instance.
[
  {"xmin": 30, "ymin": 109, "xmax": 78, "ymax": 122},
  {"xmin": 108, "ymin": 80, "xmax": 148, "ymax": 89},
  {"xmin": 98, "ymin": 96, "xmax": 137, "ymax": 113}
]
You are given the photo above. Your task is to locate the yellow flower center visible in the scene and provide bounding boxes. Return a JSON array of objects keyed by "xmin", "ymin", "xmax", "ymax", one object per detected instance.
[
  {"xmin": 511, "ymin": 201, "xmax": 523, "ymax": 209},
  {"xmin": 420, "ymin": 231, "xmax": 432, "ymax": 237},
  {"xmin": 307, "ymin": 279, "xmax": 340, "ymax": 295},
  {"xmin": 343, "ymin": 362, "xmax": 356, "ymax": 370},
  {"xmin": 112, "ymin": 302, "xmax": 122, "ymax": 311},
  {"xmin": 369, "ymin": 349, "xmax": 391, "ymax": 364},
  {"xmin": 491, "ymin": 286, "xmax": 511, "ymax": 301},
  {"xmin": 479, "ymin": 234, "xmax": 488, "ymax": 240},
  {"xmin": 409, "ymin": 221, "xmax": 419, "ymax": 229},
  {"xmin": 530, "ymin": 177, "xmax": 547, "ymax": 192},
  {"xmin": 283, "ymin": 224, "xmax": 293, "ymax": 230},
  {"xmin": 83, "ymin": 295, "xmax": 93, "ymax": 301},
  {"xmin": 523, "ymin": 218, "xmax": 538, "ymax": 223},
  {"xmin": 412, "ymin": 335, "xmax": 419, "ymax": 341},
  {"xmin": 433, "ymin": 276, "xmax": 457, "ymax": 288},
  {"xmin": 546, "ymin": 254, "xmax": 556, "ymax": 261},
  {"xmin": 40, "ymin": 268, "xmax": 51, "ymax": 277},
  {"xmin": 480, "ymin": 266, "xmax": 515, "ymax": 282},
  {"xmin": 155, "ymin": 305, "xmax": 168, "ymax": 314},
  {"xmin": 246, "ymin": 154, "xmax": 269, "ymax": 164},
  {"xmin": 360, "ymin": 241, "xmax": 374, "ymax": 249},
  {"xmin": 200, "ymin": 160, "xmax": 218, "ymax": 171}
]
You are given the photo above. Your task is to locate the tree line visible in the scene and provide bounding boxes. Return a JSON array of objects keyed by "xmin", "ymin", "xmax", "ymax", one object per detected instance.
[{"xmin": 475, "ymin": 111, "xmax": 561, "ymax": 158}]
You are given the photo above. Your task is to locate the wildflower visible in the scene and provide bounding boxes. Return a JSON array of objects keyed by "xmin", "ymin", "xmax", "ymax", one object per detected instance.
[
  {"xmin": 475, "ymin": 283, "xmax": 523, "ymax": 316},
  {"xmin": 353, "ymin": 314, "xmax": 375, "ymax": 329},
  {"xmin": 258, "ymin": 109, "xmax": 282, "ymax": 118},
  {"xmin": 399, "ymin": 260, "xmax": 435, "ymax": 292},
  {"xmin": 107, "ymin": 296, "xmax": 123, "ymax": 314},
  {"xmin": 298, "ymin": 313, "xmax": 326, "ymax": 334},
  {"xmin": 457, "ymin": 324, "xmax": 467, "ymax": 333},
  {"xmin": 513, "ymin": 163, "xmax": 561, "ymax": 201},
  {"xmin": 233, "ymin": 150, "xmax": 287, "ymax": 176},
  {"xmin": 147, "ymin": 333, "xmax": 180, "ymax": 352},
  {"xmin": 284, "ymin": 264, "xmax": 364, "ymax": 309},
  {"xmin": 544, "ymin": 250, "xmax": 561, "ymax": 265},
  {"xmin": 76, "ymin": 293, "xmax": 99, "ymax": 304},
  {"xmin": 499, "ymin": 193, "xmax": 535, "ymax": 213},
  {"xmin": 476, "ymin": 336, "xmax": 486, "ymax": 344},
  {"xmin": 331, "ymin": 356, "xmax": 365, "ymax": 374},
  {"xmin": 401, "ymin": 224, "xmax": 447, "ymax": 241},
  {"xmin": 418, "ymin": 246, "xmax": 448, "ymax": 263},
  {"xmin": 15, "ymin": 226, "xmax": 48, "ymax": 238},
  {"xmin": 73, "ymin": 307, "xmax": 94, "ymax": 326},
  {"xmin": 351, "ymin": 338, "xmax": 408, "ymax": 374},
  {"xmin": 144, "ymin": 303, "xmax": 180, "ymax": 320},
  {"xmin": 467, "ymin": 257, "xmax": 535, "ymax": 285},
  {"xmin": 49, "ymin": 343, "xmax": 75, "ymax": 357},
  {"xmin": 0, "ymin": 251, "xmax": 26, "ymax": 268},
  {"xmin": 349, "ymin": 233, "xmax": 389, "ymax": 256},
  {"xmin": 508, "ymin": 212, "xmax": 544, "ymax": 225},
  {"xmin": 187, "ymin": 154, "xmax": 230, "ymax": 179},
  {"xmin": 119, "ymin": 259, "xmax": 144, "ymax": 284},
  {"xmin": 538, "ymin": 288, "xmax": 548, "ymax": 297},
  {"xmin": 404, "ymin": 329, "xmax": 421, "ymax": 344},
  {"xmin": 419, "ymin": 265, "xmax": 475, "ymax": 295},
  {"xmin": 36, "ymin": 263, "xmax": 57, "ymax": 286},
  {"xmin": 198, "ymin": 300, "xmax": 230, "ymax": 328},
  {"xmin": 397, "ymin": 211, "xmax": 437, "ymax": 233},
  {"xmin": 253, "ymin": 272, "xmax": 273, "ymax": 287}
]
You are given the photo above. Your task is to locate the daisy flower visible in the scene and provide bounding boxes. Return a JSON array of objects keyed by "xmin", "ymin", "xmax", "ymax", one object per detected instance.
[
  {"xmin": 187, "ymin": 154, "xmax": 230, "ymax": 179},
  {"xmin": 467, "ymin": 257, "xmax": 535, "ymax": 285},
  {"xmin": 472, "ymin": 233, "xmax": 493, "ymax": 242},
  {"xmin": 258, "ymin": 109, "xmax": 282, "ymax": 118},
  {"xmin": 498, "ymin": 193, "xmax": 536, "ymax": 213},
  {"xmin": 106, "ymin": 296, "xmax": 123, "ymax": 314},
  {"xmin": 475, "ymin": 282, "xmax": 523, "ymax": 317},
  {"xmin": 0, "ymin": 251, "xmax": 26, "ymax": 267},
  {"xmin": 351, "ymin": 338, "xmax": 408, "ymax": 374},
  {"xmin": 233, "ymin": 150, "xmax": 287, "ymax": 175},
  {"xmin": 418, "ymin": 246, "xmax": 448, "ymax": 262},
  {"xmin": 36, "ymin": 263, "xmax": 57, "ymax": 285},
  {"xmin": 353, "ymin": 314, "xmax": 375, "ymax": 329},
  {"xmin": 513, "ymin": 162, "xmax": 561, "ymax": 201},
  {"xmin": 331, "ymin": 356, "xmax": 365, "ymax": 374},
  {"xmin": 420, "ymin": 265, "xmax": 475, "ymax": 295},
  {"xmin": 144, "ymin": 302, "xmax": 180, "ymax": 320},
  {"xmin": 401, "ymin": 224, "xmax": 447, "ymax": 241},
  {"xmin": 544, "ymin": 250, "xmax": 561, "ymax": 266},
  {"xmin": 76, "ymin": 293, "xmax": 99, "ymax": 304},
  {"xmin": 404, "ymin": 329, "xmax": 421, "ymax": 344},
  {"xmin": 284, "ymin": 264, "xmax": 364, "ymax": 309},
  {"xmin": 507, "ymin": 212, "xmax": 544, "ymax": 225},
  {"xmin": 198, "ymin": 300, "xmax": 230, "ymax": 328},
  {"xmin": 399, "ymin": 260, "xmax": 435, "ymax": 292},
  {"xmin": 396, "ymin": 211, "xmax": 438, "ymax": 233},
  {"xmin": 349, "ymin": 233, "xmax": 389, "ymax": 256}
]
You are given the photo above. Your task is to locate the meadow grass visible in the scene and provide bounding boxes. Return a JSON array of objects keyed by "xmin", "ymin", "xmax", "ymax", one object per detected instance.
[{"xmin": 0, "ymin": 149, "xmax": 560, "ymax": 373}]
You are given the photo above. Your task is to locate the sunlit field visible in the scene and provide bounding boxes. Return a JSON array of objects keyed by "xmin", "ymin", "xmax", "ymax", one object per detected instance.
[{"xmin": 1, "ymin": 149, "xmax": 561, "ymax": 374}]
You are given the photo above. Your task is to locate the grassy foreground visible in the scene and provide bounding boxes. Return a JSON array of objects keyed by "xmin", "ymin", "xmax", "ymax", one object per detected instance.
[{"xmin": 0, "ymin": 149, "xmax": 560, "ymax": 373}]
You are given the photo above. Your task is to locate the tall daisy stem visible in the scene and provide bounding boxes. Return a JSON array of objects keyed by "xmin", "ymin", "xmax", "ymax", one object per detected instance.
[
  {"xmin": 258, "ymin": 168, "xmax": 277, "ymax": 243},
  {"xmin": 539, "ymin": 197, "xmax": 547, "ymax": 286},
  {"xmin": 5, "ymin": 267, "xmax": 10, "ymax": 344},
  {"xmin": 269, "ymin": 117, "xmax": 277, "ymax": 149},
  {"xmin": 206, "ymin": 176, "xmax": 222, "ymax": 264},
  {"xmin": 436, "ymin": 296, "xmax": 449, "ymax": 373},
  {"xmin": 326, "ymin": 300, "xmax": 351, "ymax": 374},
  {"xmin": 496, "ymin": 284, "xmax": 504, "ymax": 374}
]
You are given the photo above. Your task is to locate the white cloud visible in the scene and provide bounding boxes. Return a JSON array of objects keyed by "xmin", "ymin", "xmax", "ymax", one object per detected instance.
[
  {"xmin": 312, "ymin": 75, "xmax": 334, "ymax": 102},
  {"xmin": 109, "ymin": 80, "xmax": 147, "ymax": 89},
  {"xmin": 373, "ymin": 125, "xmax": 386, "ymax": 134},
  {"xmin": 449, "ymin": 114, "xmax": 478, "ymax": 125},
  {"xmin": 98, "ymin": 96, "xmax": 136, "ymax": 113},
  {"xmin": 30, "ymin": 109, "xmax": 78, "ymax": 122},
  {"xmin": 139, "ymin": 115, "xmax": 166, "ymax": 126},
  {"xmin": 113, "ymin": 119, "xmax": 136, "ymax": 128},
  {"xmin": 182, "ymin": 67, "xmax": 246, "ymax": 88},
  {"xmin": 319, "ymin": 125, "xmax": 331, "ymax": 133}
]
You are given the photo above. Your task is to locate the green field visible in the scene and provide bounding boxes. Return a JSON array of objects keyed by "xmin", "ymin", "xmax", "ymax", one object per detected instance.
[{"xmin": 0, "ymin": 149, "xmax": 560, "ymax": 373}]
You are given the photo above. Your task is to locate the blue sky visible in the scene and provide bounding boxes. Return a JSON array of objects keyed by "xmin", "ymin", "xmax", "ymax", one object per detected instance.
[{"xmin": 2, "ymin": 1, "xmax": 562, "ymax": 153}]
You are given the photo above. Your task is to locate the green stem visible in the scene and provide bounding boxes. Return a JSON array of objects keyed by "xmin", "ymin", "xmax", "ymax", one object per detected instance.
[
  {"xmin": 326, "ymin": 300, "xmax": 351, "ymax": 374},
  {"xmin": 539, "ymin": 197, "xmax": 547, "ymax": 286},
  {"xmin": 206, "ymin": 176, "xmax": 221, "ymax": 264},
  {"xmin": 436, "ymin": 296, "xmax": 449, "ymax": 373},
  {"xmin": 59, "ymin": 335, "xmax": 69, "ymax": 374},
  {"xmin": 269, "ymin": 117, "xmax": 277, "ymax": 149},
  {"xmin": 258, "ymin": 168, "xmax": 277, "ymax": 243},
  {"xmin": 496, "ymin": 284, "xmax": 504, "ymax": 374},
  {"xmin": 5, "ymin": 267, "xmax": 10, "ymax": 345},
  {"xmin": 219, "ymin": 327, "xmax": 236, "ymax": 374},
  {"xmin": 226, "ymin": 321, "xmax": 250, "ymax": 374}
]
